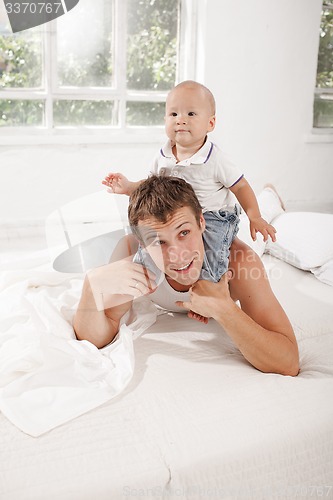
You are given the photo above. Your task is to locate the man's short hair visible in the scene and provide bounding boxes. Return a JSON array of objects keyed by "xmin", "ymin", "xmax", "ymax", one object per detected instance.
[{"xmin": 128, "ymin": 175, "xmax": 202, "ymax": 240}]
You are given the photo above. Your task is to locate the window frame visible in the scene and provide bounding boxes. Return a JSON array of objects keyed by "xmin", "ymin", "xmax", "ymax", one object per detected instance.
[
  {"xmin": 311, "ymin": 0, "xmax": 333, "ymax": 137},
  {"xmin": 0, "ymin": 0, "xmax": 201, "ymax": 144}
]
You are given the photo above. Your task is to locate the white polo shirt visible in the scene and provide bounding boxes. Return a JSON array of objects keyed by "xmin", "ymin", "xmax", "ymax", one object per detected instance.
[{"xmin": 150, "ymin": 139, "xmax": 243, "ymax": 212}]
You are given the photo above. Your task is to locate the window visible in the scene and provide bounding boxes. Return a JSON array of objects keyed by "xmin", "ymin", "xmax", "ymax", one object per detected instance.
[
  {"xmin": 0, "ymin": 0, "xmax": 198, "ymax": 137},
  {"xmin": 313, "ymin": 1, "xmax": 333, "ymax": 129}
]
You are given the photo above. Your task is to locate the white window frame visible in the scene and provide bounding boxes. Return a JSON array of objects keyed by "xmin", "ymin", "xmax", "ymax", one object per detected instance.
[
  {"xmin": 0, "ymin": 0, "xmax": 201, "ymax": 145},
  {"xmin": 309, "ymin": 0, "xmax": 333, "ymax": 141}
]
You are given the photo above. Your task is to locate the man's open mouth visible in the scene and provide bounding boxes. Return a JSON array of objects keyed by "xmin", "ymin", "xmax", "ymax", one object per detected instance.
[{"xmin": 172, "ymin": 260, "xmax": 193, "ymax": 272}]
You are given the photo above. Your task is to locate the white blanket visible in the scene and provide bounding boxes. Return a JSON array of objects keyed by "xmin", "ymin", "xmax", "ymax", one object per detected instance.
[
  {"xmin": 1, "ymin": 256, "xmax": 333, "ymax": 500},
  {"xmin": 0, "ymin": 270, "xmax": 157, "ymax": 436},
  {"xmin": 1, "ymin": 187, "xmax": 331, "ymax": 437}
]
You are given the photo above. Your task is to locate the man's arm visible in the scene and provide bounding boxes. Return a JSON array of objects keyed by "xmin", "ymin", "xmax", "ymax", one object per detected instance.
[
  {"xmin": 177, "ymin": 238, "xmax": 299, "ymax": 376},
  {"xmin": 73, "ymin": 240, "xmax": 156, "ymax": 348},
  {"xmin": 73, "ymin": 275, "xmax": 132, "ymax": 348}
]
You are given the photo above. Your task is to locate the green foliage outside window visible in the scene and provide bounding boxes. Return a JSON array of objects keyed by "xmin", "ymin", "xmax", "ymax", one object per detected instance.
[
  {"xmin": 0, "ymin": 99, "xmax": 43, "ymax": 126},
  {"xmin": 0, "ymin": 0, "xmax": 179, "ymax": 127},
  {"xmin": 126, "ymin": 101, "xmax": 165, "ymax": 126},
  {"xmin": 127, "ymin": 0, "xmax": 178, "ymax": 91},
  {"xmin": 57, "ymin": 0, "xmax": 113, "ymax": 88},
  {"xmin": 0, "ymin": 31, "xmax": 43, "ymax": 126},
  {"xmin": 314, "ymin": 3, "xmax": 333, "ymax": 128},
  {"xmin": 53, "ymin": 100, "xmax": 116, "ymax": 126},
  {"xmin": 57, "ymin": 47, "xmax": 113, "ymax": 89},
  {"xmin": 0, "ymin": 31, "xmax": 42, "ymax": 89},
  {"xmin": 316, "ymin": 5, "xmax": 333, "ymax": 88}
]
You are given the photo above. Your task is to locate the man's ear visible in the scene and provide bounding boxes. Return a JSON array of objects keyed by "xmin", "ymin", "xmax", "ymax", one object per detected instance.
[{"xmin": 199, "ymin": 213, "xmax": 206, "ymax": 232}]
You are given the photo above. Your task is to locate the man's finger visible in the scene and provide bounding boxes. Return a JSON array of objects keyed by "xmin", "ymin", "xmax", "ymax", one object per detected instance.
[
  {"xmin": 141, "ymin": 263, "xmax": 155, "ymax": 292},
  {"xmin": 220, "ymin": 269, "xmax": 233, "ymax": 284}
]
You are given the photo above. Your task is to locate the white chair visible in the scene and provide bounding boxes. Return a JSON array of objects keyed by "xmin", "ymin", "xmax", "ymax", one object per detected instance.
[{"xmin": 45, "ymin": 191, "xmax": 129, "ymax": 273}]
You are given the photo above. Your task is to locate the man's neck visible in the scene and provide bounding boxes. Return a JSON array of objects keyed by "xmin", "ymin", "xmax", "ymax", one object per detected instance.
[{"xmin": 165, "ymin": 275, "xmax": 192, "ymax": 292}]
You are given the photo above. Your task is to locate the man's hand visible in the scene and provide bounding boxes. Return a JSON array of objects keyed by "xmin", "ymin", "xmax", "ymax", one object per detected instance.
[
  {"xmin": 102, "ymin": 172, "xmax": 131, "ymax": 195},
  {"xmin": 176, "ymin": 270, "xmax": 234, "ymax": 320},
  {"xmin": 249, "ymin": 216, "xmax": 276, "ymax": 242},
  {"xmin": 88, "ymin": 259, "xmax": 156, "ymax": 311}
]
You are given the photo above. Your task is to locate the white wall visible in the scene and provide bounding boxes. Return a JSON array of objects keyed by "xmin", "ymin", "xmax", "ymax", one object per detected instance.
[
  {"xmin": 205, "ymin": 0, "xmax": 333, "ymax": 210},
  {"xmin": 0, "ymin": 143, "xmax": 157, "ymax": 222},
  {"xmin": 0, "ymin": 0, "xmax": 332, "ymax": 232}
]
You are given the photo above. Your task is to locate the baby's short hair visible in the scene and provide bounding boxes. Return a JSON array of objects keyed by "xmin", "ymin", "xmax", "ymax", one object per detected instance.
[{"xmin": 169, "ymin": 80, "xmax": 216, "ymax": 115}]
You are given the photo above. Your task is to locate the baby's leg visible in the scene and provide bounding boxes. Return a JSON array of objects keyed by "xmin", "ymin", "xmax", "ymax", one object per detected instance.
[{"xmin": 202, "ymin": 208, "xmax": 240, "ymax": 282}]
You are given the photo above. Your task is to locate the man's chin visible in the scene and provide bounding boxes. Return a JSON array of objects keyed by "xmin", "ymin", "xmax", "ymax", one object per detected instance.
[{"xmin": 166, "ymin": 268, "xmax": 201, "ymax": 286}]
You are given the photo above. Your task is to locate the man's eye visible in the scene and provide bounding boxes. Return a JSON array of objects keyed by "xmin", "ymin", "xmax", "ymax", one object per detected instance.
[
  {"xmin": 181, "ymin": 230, "xmax": 190, "ymax": 237},
  {"xmin": 152, "ymin": 240, "xmax": 164, "ymax": 247}
]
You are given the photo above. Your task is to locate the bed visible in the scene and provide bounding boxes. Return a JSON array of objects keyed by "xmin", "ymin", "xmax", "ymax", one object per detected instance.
[{"xmin": 1, "ymin": 198, "xmax": 333, "ymax": 499}]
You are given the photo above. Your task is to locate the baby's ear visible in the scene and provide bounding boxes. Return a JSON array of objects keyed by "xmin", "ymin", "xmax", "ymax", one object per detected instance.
[{"xmin": 208, "ymin": 115, "xmax": 216, "ymax": 131}]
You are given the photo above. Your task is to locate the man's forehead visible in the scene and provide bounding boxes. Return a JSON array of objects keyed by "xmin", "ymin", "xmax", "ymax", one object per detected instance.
[{"xmin": 137, "ymin": 206, "xmax": 196, "ymax": 233}]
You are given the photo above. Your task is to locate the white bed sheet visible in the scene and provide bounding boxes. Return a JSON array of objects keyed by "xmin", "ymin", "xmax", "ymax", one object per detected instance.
[
  {"xmin": 1, "ymin": 255, "xmax": 333, "ymax": 499},
  {"xmin": 0, "ymin": 269, "xmax": 157, "ymax": 436}
]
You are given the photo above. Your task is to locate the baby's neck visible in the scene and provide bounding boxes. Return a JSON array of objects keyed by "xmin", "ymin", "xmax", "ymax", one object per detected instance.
[{"xmin": 172, "ymin": 137, "xmax": 207, "ymax": 163}]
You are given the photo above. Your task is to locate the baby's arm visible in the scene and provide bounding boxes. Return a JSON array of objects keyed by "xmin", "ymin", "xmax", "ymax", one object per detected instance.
[
  {"xmin": 230, "ymin": 177, "xmax": 277, "ymax": 242},
  {"xmin": 102, "ymin": 172, "xmax": 144, "ymax": 196}
]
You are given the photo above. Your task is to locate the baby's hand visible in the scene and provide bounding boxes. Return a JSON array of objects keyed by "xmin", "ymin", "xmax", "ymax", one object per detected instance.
[
  {"xmin": 249, "ymin": 217, "xmax": 277, "ymax": 242},
  {"xmin": 102, "ymin": 172, "xmax": 130, "ymax": 195},
  {"xmin": 187, "ymin": 310, "xmax": 209, "ymax": 324}
]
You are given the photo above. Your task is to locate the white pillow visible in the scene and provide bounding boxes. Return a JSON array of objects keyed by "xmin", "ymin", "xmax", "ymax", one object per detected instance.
[
  {"xmin": 265, "ymin": 212, "xmax": 333, "ymax": 270},
  {"xmin": 311, "ymin": 259, "xmax": 333, "ymax": 287}
]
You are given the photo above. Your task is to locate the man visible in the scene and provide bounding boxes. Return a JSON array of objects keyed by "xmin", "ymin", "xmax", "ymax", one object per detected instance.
[{"xmin": 74, "ymin": 176, "xmax": 299, "ymax": 376}]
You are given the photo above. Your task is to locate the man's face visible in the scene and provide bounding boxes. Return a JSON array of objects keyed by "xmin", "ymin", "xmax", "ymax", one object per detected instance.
[{"xmin": 137, "ymin": 206, "xmax": 206, "ymax": 288}]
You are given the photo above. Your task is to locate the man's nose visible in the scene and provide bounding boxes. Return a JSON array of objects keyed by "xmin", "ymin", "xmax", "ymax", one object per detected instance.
[{"xmin": 166, "ymin": 244, "xmax": 184, "ymax": 263}]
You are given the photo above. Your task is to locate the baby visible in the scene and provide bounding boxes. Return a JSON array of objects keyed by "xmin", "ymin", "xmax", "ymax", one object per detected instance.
[{"xmin": 103, "ymin": 80, "xmax": 276, "ymax": 282}]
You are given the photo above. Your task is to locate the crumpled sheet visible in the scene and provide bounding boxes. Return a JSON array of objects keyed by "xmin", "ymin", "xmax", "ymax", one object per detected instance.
[{"xmin": 0, "ymin": 270, "xmax": 157, "ymax": 437}]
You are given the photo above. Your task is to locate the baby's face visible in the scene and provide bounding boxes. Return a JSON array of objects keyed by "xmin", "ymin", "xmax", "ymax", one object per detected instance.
[{"xmin": 165, "ymin": 85, "xmax": 215, "ymax": 151}]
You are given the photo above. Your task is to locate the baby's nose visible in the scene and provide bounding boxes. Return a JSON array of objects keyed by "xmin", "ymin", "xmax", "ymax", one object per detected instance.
[{"xmin": 177, "ymin": 114, "xmax": 187, "ymax": 123}]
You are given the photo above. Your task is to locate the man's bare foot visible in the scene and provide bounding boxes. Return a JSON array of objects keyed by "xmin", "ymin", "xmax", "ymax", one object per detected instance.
[{"xmin": 264, "ymin": 183, "xmax": 286, "ymax": 211}]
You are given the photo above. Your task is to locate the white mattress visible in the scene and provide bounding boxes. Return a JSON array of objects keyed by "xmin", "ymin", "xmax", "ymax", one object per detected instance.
[{"xmin": 1, "ymin": 255, "xmax": 333, "ymax": 499}]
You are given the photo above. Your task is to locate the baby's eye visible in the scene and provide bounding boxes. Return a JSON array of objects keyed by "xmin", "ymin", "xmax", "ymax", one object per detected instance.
[
  {"xmin": 188, "ymin": 112, "xmax": 196, "ymax": 116},
  {"xmin": 171, "ymin": 112, "xmax": 177, "ymax": 117}
]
